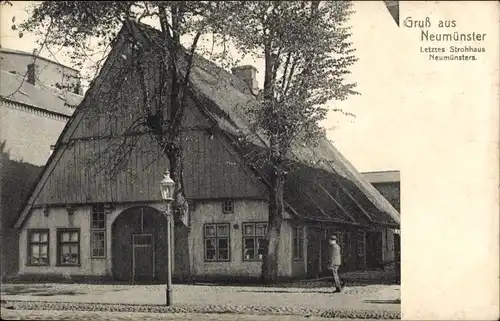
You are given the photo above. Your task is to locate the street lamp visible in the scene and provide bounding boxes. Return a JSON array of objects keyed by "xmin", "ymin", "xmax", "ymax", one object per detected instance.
[{"xmin": 160, "ymin": 171, "xmax": 175, "ymax": 306}]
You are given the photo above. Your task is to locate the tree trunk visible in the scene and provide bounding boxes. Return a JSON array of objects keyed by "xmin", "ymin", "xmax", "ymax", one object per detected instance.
[
  {"xmin": 167, "ymin": 134, "xmax": 191, "ymax": 281},
  {"xmin": 261, "ymin": 168, "xmax": 286, "ymax": 284}
]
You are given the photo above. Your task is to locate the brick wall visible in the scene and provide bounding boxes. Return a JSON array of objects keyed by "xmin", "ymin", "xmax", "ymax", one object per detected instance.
[{"xmin": 0, "ymin": 101, "xmax": 69, "ymax": 167}]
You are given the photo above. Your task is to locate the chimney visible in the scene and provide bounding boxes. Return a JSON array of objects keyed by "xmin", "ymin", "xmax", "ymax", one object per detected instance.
[
  {"xmin": 27, "ymin": 63, "xmax": 36, "ymax": 86},
  {"xmin": 231, "ymin": 65, "xmax": 259, "ymax": 94}
]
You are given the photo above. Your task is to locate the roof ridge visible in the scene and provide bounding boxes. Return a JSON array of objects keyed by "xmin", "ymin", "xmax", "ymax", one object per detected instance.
[{"xmin": 0, "ymin": 47, "xmax": 81, "ymax": 73}]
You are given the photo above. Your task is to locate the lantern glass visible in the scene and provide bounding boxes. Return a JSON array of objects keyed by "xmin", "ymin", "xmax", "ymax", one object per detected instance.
[{"xmin": 160, "ymin": 172, "xmax": 175, "ymax": 202}]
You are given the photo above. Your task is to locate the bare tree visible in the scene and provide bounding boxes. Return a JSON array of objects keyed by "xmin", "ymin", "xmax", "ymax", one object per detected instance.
[
  {"xmin": 226, "ymin": 1, "xmax": 358, "ymax": 283},
  {"xmin": 16, "ymin": 1, "xmax": 240, "ymax": 280},
  {"xmin": 15, "ymin": 1, "xmax": 358, "ymax": 284}
]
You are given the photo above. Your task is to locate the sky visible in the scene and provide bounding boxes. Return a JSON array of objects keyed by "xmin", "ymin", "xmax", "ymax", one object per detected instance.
[{"xmin": 0, "ymin": 1, "xmax": 402, "ymax": 173}]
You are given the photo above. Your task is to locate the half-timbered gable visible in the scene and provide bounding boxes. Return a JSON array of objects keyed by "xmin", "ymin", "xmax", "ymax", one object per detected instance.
[{"xmin": 17, "ymin": 26, "xmax": 267, "ymax": 215}]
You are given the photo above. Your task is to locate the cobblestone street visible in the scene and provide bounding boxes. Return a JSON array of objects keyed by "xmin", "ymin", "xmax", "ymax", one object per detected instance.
[
  {"xmin": 1, "ymin": 282, "xmax": 399, "ymax": 311},
  {"xmin": 1, "ymin": 281, "xmax": 400, "ymax": 319},
  {"xmin": 1, "ymin": 309, "xmax": 392, "ymax": 321}
]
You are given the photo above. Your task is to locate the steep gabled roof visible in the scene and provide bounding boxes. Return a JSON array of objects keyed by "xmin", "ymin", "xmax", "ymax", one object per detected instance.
[
  {"xmin": 14, "ymin": 24, "xmax": 132, "ymax": 229},
  {"xmin": 16, "ymin": 21, "xmax": 400, "ymax": 229},
  {"xmin": 129, "ymin": 22, "xmax": 399, "ymax": 226},
  {"xmin": 133, "ymin": 25, "xmax": 399, "ymax": 224}
]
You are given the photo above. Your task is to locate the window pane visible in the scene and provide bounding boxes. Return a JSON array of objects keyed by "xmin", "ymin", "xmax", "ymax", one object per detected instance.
[
  {"xmin": 222, "ymin": 200, "xmax": 233, "ymax": 213},
  {"xmin": 256, "ymin": 223, "xmax": 267, "ymax": 236},
  {"xmin": 71, "ymin": 232, "xmax": 79, "ymax": 242},
  {"xmin": 205, "ymin": 249, "xmax": 216, "ymax": 261},
  {"xmin": 205, "ymin": 239, "xmax": 216, "ymax": 261},
  {"xmin": 205, "ymin": 225, "xmax": 216, "ymax": 237},
  {"xmin": 62, "ymin": 244, "xmax": 70, "ymax": 254},
  {"xmin": 92, "ymin": 213, "xmax": 99, "ymax": 228},
  {"xmin": 98, "ymin": 216, "xmax": 106, "ymax": 229},
  {"xmin": 61, "ymin": 252, "xmax": 70, "ymax": 264},
  {"xmin": 40, "ymin": 245, "xmax": 48, "ymax": 256},
  {"xmin": 218, "ymin": 249, "xmax": 229, "ymax": 260},
  {"xmin": 31, "ymin": 233, "xmax": 40, "ymax": 242},
  {"xmin": 257, "ymin": 238, "xmax": 266, "ymax": 259},
  {"xmin": 92, "ymin": 231, "xmax": 106, "ymax": 255},
  {"xmin": 244, "ymin": 238, "xmax": 255, "ymax": 260},
  {"xmin": 92, "ymin": 248, "xmax": 104, "ymax": 257},
  {"xmin": 31, "ymin": 244, "xmax": 39, "ymax": 256},
  {"xmin": 293, "ymin": 238, "xmax": 303, "ymax": 259},
  {"xmin": 61, "ymin": 243, "xmax": 79, "ymax": 264},
  {"xmin": 217, "ymin": 238, "xmax": 228, "ymax": 250},
  {"xmin": 217, "ymin": 224, "xmax": 229, "ymax": 237},
  {"xmin": 243, "ymin": 223, "xmax": 254, "ymax": 236},
  {"xmin": 61, "ymin": 232, "xmax": 70, "ymax": 242},
  {"xmin": 30, "ymin": 244, "xmax": 45, "ymax": 265},
  {"xmin": 205, "ymin": 238, "xmax": 216, "ymax": 250},
  {"xmin": 293, "ymin": 227, "xmax": 303, "ymax": 239},
  {"xmin": 70, "ymin": 253, "xmax": 79, "ymax": 264},
  {"xmin": 40, "ymin": 233, "xmax": 48, "ymax": 243}
]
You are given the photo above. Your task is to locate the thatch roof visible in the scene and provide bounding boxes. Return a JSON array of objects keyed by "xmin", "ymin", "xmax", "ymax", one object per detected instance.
[
  {"xmin": 15, "ymin": 21, "xmax": 400, "ymax": 229},
  {"xmin": 132, "ymin": 22, "xmax": 400, "ymax": 227}
]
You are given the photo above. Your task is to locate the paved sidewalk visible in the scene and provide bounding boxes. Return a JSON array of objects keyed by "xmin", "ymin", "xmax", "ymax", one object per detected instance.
[{"xmin": 1, "ymin": 283, "xmax": 400, "ymax": 312}]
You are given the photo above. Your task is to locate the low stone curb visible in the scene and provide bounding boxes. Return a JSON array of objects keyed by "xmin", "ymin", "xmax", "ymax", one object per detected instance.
[{"xmin": 3, "ymin": 300, "xmax": 401, "ymax": 319}]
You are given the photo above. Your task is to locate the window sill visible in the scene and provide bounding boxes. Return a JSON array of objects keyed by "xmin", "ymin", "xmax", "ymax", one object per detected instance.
[
  {"xmin": 203, "ymin": 260, "xmax": 231, "ymax": 263},
  {"xmin": 292, "ymin": 258, "xmax": 304, "ymax": 261},
  {"xmin": 91, "ymin": 256, "xmax": 106, "ymax": 259},
  {"xmin": 26, "ymin": 263, "xmax": 49, "ymax": 267},
  {"xmin": 243, "ymin": 259, "xmax": 263, "ymax": 262},
  {"xmin": 56, "ymin": 263, "xmax": 81, "ymax": 267}
]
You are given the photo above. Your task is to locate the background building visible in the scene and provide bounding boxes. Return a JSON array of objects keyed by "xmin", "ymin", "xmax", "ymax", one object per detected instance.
[
  {"xmin": 363, "ymin": 170, "xmax": 400, "ymax": 278},
  {"xmin": 0, "ymin": 46, "xmax": 83, "ymax": 279},
  {"xmin": 362, "ymin": 170, "xmax": 400, "ymax": 212}
]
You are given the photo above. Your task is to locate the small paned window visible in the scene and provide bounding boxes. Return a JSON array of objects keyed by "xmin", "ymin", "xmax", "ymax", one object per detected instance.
[
  {"xmin": 58, "ymin": 229, "xmax": 80, "ymax": 266},
  {"xmin": 222, "ymin": 200, "xmax": 234, "ymax": 213},
  {"xmin": 357, "ymin": 230, "xmax": 366, "ymax": 256},
  {"xmin": 292, "ymin": 226, "xmax": 304, "ymax": 261},
  {"xmin": 27, "ymin": 229, "xmax": 49, "ymax": 266},
  {"xmin": 204, "ymin": 223, "xmax": 230, "ymax": 262},
  {"xmin": 91, "ymin": 204, "xmax": 106, "ymax": 258},
  {"xmin": 243, "ymin": 222, "xmax": 267, "ymax": 261}
]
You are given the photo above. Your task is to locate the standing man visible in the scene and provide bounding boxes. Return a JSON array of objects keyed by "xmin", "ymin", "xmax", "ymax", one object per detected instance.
[{"xmin": 328, "ymin": 234, "xmax": 343, "ymax": 293}]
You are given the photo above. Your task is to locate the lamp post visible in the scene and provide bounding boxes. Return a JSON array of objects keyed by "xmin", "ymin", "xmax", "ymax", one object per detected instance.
[{"xmin": 160, "ymin": 171, "xmax": 175, "ymax": 306}]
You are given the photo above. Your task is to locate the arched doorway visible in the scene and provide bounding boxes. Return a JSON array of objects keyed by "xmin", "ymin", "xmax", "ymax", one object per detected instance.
[{"xmin": 112, "ymin": 206, "xmax": 167, "ymax": 283}]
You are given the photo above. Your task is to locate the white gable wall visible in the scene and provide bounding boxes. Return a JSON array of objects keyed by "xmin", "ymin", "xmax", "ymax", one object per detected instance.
[{"xmin": 18, "ymin": 199, "xmax": 302, "ymax": 280}]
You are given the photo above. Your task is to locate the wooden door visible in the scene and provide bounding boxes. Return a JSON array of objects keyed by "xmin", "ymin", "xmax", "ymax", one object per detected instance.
[
  {"xmin": 133, "ymin": 234, "xmax": 154, "ymax": 282},
  {"xmin": 366, "ymin": 231, "xmax": 383, "ymax": 269},
  {"xmin": 306, "ymin": 226, "xmax": 321, "ymax": 278}
]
